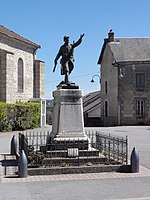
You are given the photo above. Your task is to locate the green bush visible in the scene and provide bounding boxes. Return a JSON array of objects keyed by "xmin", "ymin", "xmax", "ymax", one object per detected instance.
[
  {"xmin": 6, "ymin": 104, "xmax": 16, "ymax": 131},
  {"xmin": 25, "ymin": 102, "xmax": 41, "ymax": 128},
  {"xmin": 0, "ymin": 102, "xmax": 41, "ymax": 132},
  {"xmin": 0, "ymin": 103, "xmax": 7, "ymax": 131},
  {"xmin": 15, "ymin": 104, "xmax": 33, "ymax": 130}
]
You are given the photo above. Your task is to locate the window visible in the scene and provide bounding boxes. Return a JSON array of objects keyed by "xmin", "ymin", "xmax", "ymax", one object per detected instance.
[
  {"xmin": 18, "ymin": 58, "xmax": 24, "ymax": 93},
  {"xmin": 105, "ymin": 81, "xmax": 108, "ymax": 94},
  {"xmin": 136, "ymin": 73, "xmax": 145, "ymax": 91},
  {"xmin": 136, "ymin": 100, "xmax": 144, "ymax": 118},
  {"xmin": 104, "ymin": 101, "xmax": 108, "ymax": 117}
]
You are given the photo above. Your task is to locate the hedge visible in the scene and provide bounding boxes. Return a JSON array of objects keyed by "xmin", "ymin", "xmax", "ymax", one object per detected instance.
[{"xmin": 0, "ymin": 102, "xmax": 41, "ymax": 132}]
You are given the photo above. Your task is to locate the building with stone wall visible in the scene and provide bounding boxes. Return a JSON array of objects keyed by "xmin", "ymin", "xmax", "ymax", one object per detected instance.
[
  {"xmin": 0, "ymin": 25, "xmax": 44, "ymax": 103},
  {"xmin": 98, "ymin": 30, "xmax": 150, "ymax": 126}
]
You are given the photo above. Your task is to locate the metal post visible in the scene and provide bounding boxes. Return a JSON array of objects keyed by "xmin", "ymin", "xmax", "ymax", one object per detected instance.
[
  {"xmin": 19, "ymin": 133, "xmax": 28, "ymax": 158},
  {"xmin": 18, "ymin": 150, "xmax": 28, "ymax": 178},
  {"xmin": 108, "ymin": 134, "xmax": 111, "ymax": 162},
  {"xmin": 131, "ymin": 147, "xmax": 139, "ymax": 173},
  {"xmin": 10, "ymin": 135, "xmax": 17, "ymax": 155},
  {"xmin": 126, "ymin": 135, "xmax": 128, "ymax": 164}
]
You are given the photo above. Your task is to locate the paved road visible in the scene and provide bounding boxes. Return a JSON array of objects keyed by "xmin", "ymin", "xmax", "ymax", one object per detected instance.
[
  {"xmin": 0, "ymin": 177, "xmax": 150, "ymax": 200},
  {"xmin": 0, "ymin": 173, "xmax": 150, "ymax": 200},
  {"xmin": 0, "ymin": 126, "xmax": 150, "ymax": 200}
]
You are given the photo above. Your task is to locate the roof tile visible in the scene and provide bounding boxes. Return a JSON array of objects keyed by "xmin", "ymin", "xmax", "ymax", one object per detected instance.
[
  {"xmin": 0, "ymin": 25, "xmax": 40, "ymax": 49},
  {"xmin": 109, "ymin": 38, "xmax": 150, "ymax": 62}
]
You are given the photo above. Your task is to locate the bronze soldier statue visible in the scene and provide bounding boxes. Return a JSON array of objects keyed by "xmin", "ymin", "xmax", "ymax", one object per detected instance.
[{"xmin": 53, "ymin": 34, "xmax": 85, "ymax": 84}]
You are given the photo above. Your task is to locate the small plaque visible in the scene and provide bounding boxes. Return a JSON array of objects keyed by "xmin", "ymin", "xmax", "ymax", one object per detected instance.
[{"xmin": 67, "ymin": 148, "xmax": 79, "ymax": 157}]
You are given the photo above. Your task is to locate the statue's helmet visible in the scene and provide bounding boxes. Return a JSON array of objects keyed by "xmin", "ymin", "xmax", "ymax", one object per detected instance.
[{"xmin": 63, "ymin": 36, "xmax": 69, "ymax": 41}]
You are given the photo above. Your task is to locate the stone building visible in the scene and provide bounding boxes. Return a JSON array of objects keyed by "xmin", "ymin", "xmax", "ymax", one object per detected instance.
[
  {"xmin": 0, "ymin": 25, "xmax": 44, "ymax": 103},
  {"xmin": 98, "ymin": 30, "xmax": 150, "ymax": 126}
]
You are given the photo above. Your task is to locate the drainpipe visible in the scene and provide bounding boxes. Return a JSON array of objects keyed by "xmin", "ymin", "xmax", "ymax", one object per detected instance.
[{"xmin": 112, "ymin": 60, "xmax": 121, "ymax": 125}]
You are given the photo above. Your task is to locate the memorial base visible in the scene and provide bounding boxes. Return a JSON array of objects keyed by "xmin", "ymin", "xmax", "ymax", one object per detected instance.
[
  {"xmin": 49, "ymin": 137, "xmax": 89, "ymax": 150},
  {"xmin": 50, "ymin": 85, "xmax": 88, "ymax": 150}
]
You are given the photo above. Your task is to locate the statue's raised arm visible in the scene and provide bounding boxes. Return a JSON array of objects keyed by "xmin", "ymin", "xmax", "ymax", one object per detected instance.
[
  {"xmin": 53, "ymin": 34, "xmax": 85, "ymax": 85},
  {"xmin": 80, "ymin": 33, "xmax": 85, "ymax": 39},
  {"xmin": 72, "ymin": 33, "xmax": 85, "ymax": 48}
]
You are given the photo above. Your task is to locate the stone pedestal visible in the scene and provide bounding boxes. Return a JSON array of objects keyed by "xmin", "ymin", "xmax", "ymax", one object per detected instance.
[{"xmin": 51, "ymin": 87, "xmax": 88, "ymax": 149}]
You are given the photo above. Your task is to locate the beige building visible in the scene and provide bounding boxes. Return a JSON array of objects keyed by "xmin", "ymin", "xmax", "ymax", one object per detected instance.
[
  {"xmin": 98, "ymin": 30, "xmax": 150, "ymax": 126},
  {"xmin": 0, "ymin": 25, "xmax": 44, "ymax": 103}
]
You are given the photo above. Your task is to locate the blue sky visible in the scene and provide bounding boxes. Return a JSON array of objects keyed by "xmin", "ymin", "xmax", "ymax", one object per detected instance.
[{"xmin": 1, "ymin": 0, "xmax": 150, "ymax": 99}]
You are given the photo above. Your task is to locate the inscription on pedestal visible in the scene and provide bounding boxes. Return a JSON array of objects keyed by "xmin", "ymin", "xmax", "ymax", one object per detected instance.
[{"xmin": 52, "ymin": 88, "xmax": 85, "ymax": 138}]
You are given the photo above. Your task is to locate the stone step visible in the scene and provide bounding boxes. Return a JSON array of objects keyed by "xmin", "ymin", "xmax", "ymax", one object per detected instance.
[
  {"xmin": 46, "ymin": 139, "xmax": 89, "ymax": 150},
  {"xmin": 42, "ymin": 156, "xmax": 107, "ymax": 167},
  {"xmin": 28, "ymin": 164, "xmax": 128, "ymax": 176},
  {"xmin": 46, "ymin": 149, "xmax": 100, "ymax": 158}
]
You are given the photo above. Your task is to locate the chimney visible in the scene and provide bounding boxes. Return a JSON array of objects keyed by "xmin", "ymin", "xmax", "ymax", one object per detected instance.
[{"xmin": 108, "ymin": 29, "xmax": 114, "ymax": 42}]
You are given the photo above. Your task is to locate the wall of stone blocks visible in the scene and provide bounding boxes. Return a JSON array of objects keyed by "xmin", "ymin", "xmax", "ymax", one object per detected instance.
[
  {"xmin": 34, "ymin": 60, "xmax": 44, "ymax": 98},
  {"xmin": 101, "ymin": 115, "xmax": 118, "ymax": 126},
  {"xmin": 0, "ymin": 33, "xmax": 35, "ymax": 103},
  {"xmin": 119, "ymin": 63, "xmax": 150, "ymax": 125},
  {"xmin": 0, "ymin": 50, "xmax": 6, "ymax": 101}
]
